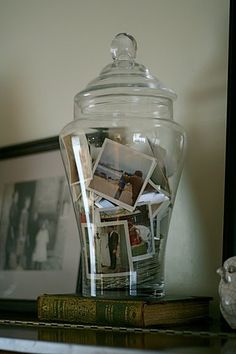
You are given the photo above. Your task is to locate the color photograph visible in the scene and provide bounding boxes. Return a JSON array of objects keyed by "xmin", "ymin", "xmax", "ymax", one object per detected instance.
[
  {"xmin": 98, "ymin": 204, "xmax": 155, "ymax": 261},
  {"xmin": 94, "ymin": 196, "xmax": 116, "ymax": 209},
  {"xmin": 88, "ymin": 139, "xmax": 157, "ymax": 211},
  {"xmin": 138, "ymin": 182, "xmax": 169, "ymax": 205},
  {"xmin": 81, "ymin": 221, "xmax": 133, "ymax": 278}
]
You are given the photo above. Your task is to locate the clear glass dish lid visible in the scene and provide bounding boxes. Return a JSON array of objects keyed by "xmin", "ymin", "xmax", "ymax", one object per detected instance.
[{"xmin": 74, "ymin": 33, "xmax": 177, "ymax": 118}]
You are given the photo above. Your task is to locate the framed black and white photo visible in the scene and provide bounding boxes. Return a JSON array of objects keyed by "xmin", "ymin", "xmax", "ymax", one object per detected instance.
[{"xmin": 0, "ymin": 137, "xmax": 80, "ymax": 301}]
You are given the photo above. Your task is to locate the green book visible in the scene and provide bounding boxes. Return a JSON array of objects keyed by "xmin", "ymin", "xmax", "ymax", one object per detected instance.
[{"xmin": 37, "ymin": 294, "xmax": 212, "ymax": 328}]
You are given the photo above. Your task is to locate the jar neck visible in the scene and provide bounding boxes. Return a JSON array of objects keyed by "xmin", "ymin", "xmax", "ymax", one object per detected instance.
[{"xmin": 74, "ymin": 93, "xmax": 173, "ymax": 120}]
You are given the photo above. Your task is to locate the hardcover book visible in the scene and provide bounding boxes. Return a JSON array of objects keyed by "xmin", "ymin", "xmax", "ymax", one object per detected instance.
[{"xmin": 37, "ymin": 294, "xmax": 212, "ymax": 328}]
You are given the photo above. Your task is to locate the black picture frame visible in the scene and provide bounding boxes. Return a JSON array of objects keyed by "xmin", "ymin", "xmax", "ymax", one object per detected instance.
[
  {"xmin": 0, "ymin": 136, "xmax": 60, "ymax": 160},
  {"xmin": 0, "ymin": 136, "xmax": 80, "ymax": 312},
  {"xmin": 223, "ymin": 1, "xmax": 236, "ymax": 261},
  {"xmin": 0, "ymin": 137, "xmax": 58, "ymax": 313}
]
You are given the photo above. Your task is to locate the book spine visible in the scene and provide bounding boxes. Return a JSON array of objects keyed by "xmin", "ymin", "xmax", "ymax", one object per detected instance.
[{"xmin": 37, "ymin": 296, "xmax": 144, "ymax": 327}]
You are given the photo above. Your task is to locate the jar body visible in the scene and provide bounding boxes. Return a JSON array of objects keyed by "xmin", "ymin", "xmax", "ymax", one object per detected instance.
[{"xmin": 59, "ymin": 114, "xmax": 186, "ymax": 298}]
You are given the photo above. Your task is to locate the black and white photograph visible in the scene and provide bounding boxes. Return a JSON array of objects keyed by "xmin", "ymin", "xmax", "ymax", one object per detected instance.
[
  {"xmin": 0, "ymin": 177, "xmax": 70, "ymax": 271},
  {"xmin": 81, "ymin": 221, "xmax": 133, "ymax": 278},
  {"xmin": 0, "ymin": 140, "xmax": 80, "ymax": 300},
  {"xmin": 98, "ymin": 204, "xmax": 155, "ymax": 261},
  {"xmin": 88, "ymin": 139, "xmax": 157, "ymax": 211}
]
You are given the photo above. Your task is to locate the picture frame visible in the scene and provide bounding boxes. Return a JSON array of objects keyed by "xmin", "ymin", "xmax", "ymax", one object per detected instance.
[
  {"xmin": 0, "ymin": 136, "xmax": 80, "ymax": 307},
  {"xmin": 223, "ymin": 1, "xmax": 236, "ymax": 261}
]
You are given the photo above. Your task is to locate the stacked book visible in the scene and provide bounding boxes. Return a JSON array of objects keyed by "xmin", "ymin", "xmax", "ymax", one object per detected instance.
[{"xmin": 37, "ymin": 294, "xmax": 212, "ymax": 328}]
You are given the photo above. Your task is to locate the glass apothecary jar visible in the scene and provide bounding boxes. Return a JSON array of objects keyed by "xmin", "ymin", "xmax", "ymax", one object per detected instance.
[{"xmin": 59, "ymin": 33, "xmax": 186, "ymax": 298}]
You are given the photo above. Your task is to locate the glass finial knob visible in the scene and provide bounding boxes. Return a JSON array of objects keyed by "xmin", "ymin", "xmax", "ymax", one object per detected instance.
[{"xmin": 111, "ymin": 33, "xmax": 137, "ymax": 61}]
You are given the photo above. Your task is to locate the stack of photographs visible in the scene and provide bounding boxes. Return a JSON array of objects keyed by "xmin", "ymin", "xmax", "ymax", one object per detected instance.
[{"xmin": 61, "ymin": 130, "xmax": 172, "ymax": 290}]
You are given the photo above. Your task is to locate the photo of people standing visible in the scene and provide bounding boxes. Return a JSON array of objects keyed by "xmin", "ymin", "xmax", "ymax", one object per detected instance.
[
  {"xmin": 4, "ymin": 191, "xmax": 19, "ymax": 269},
  {"xmin": 82, "ymin": 221, "xmax": 132, "ymax": 277},
  {"xmin": 98, "ymin": 204, "xmax": 154, "ymax": 261},
  {"xmin": 0, "ymin": 176, "xmax": 71, "ymax": 271}
]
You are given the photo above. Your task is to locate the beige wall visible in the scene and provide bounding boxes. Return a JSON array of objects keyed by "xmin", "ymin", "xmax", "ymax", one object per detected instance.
[{"xmin": 0, "ymin": 0, "xmax": 229, "ymax": 316}]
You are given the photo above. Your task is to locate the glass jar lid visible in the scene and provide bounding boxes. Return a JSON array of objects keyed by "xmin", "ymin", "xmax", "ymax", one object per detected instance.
[{"xmin": 77, "ymin": 33, "xmax": 176, "ymax": 100}]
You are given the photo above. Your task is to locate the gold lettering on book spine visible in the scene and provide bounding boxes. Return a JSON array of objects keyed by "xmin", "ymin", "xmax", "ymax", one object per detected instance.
[
  {"xmin": 65, "ymin": 298, "xmax": 97, "ymax": 323},
  {"xmin": 39, "ymin": 297, "xmax": 96, "ymax": 323},
  {"xmin": 38, "ymin": 296, "xmax": 144, "ymax": 326},
  {"xmin": 125, "ymin": 305, "xmax": 141, "ymax": 324}
]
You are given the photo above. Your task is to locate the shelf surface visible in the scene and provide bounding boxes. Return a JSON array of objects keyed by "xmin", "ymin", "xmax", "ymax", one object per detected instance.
[{"xmin": 0, "ymin": 317, "xmax": 236, "ymax": 354}]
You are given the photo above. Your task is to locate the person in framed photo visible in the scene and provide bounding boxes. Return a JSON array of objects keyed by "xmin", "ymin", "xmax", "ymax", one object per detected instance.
[
  {"xmin": 94, "ymin": 232, "xmax": 102, "ymax": 273},
  {"xmin": 107, "ymin": 225, "xmax": 119, "ymax": 270},
  {"xmin": 114, "ymin": 171, "xmax": 126, "ymax": 200},
  {"xmin": 32, "ymin": 218, "xmax": 50, "ymax": 270},
  {"xmin": 16, "ymin": 196, "xmax": 31, "ymax": 269},
  {"xmin": 128, "ymin": 222, "xmax": 142, "ymax": 246},
  {"xmin": 4, "ymin": 191, "xmax": 19, "ymax": 269},
  {"xmin": 123, "ymin": 170, "xmax": 144, "ymax": 206}
]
